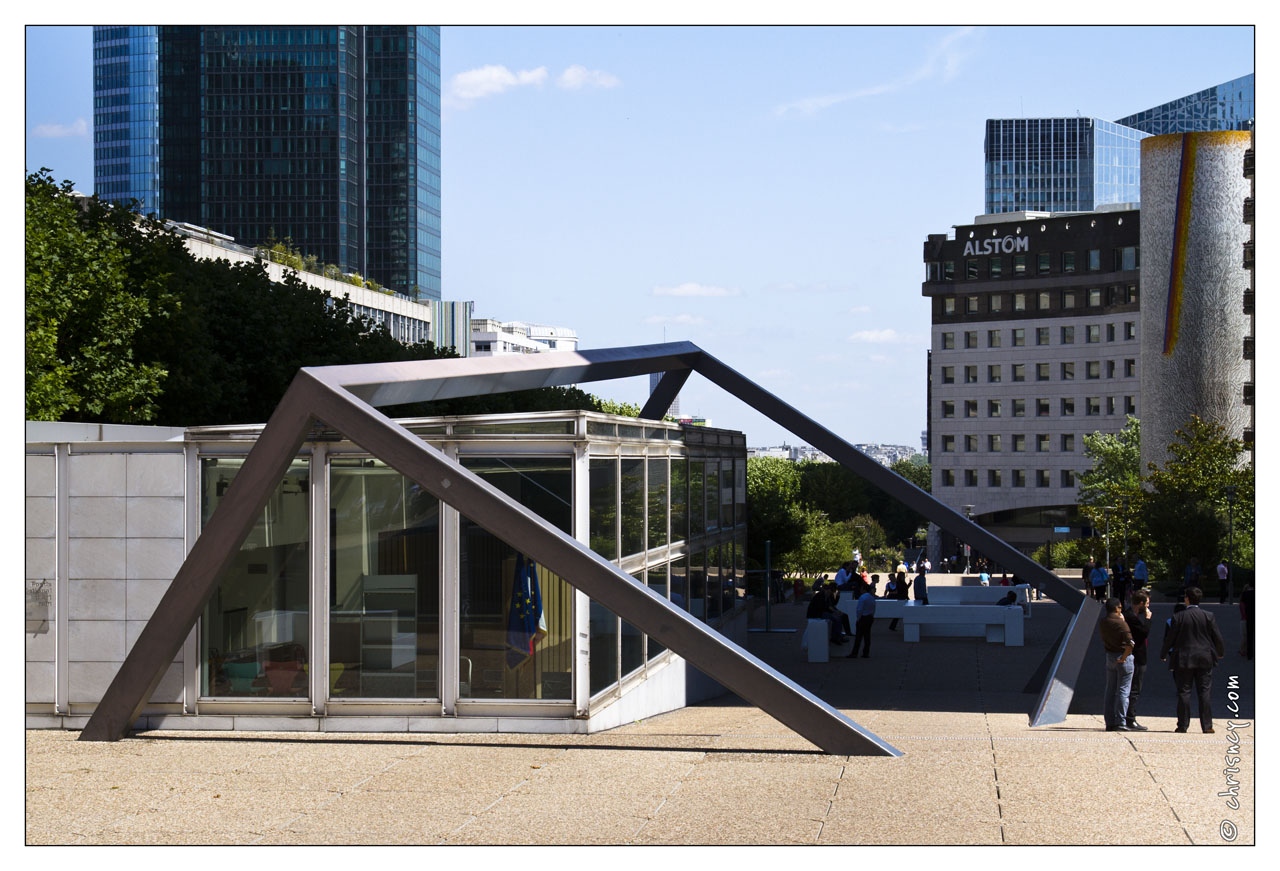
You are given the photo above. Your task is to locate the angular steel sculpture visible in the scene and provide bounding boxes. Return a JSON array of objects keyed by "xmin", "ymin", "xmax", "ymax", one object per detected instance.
[{"xmin": 81, "ymin": 342, "xmax": 1089, "ymax": 749}]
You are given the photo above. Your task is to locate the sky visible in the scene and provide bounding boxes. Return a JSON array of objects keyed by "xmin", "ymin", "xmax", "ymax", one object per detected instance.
[{"xmin": 22, "ymin": 22, "xmax": 1256, "ymax": 449}]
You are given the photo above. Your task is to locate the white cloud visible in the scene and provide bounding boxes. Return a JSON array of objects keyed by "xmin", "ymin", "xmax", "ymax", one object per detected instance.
[
  {"xmin": 644, "ymin": 314, "xmax": 707, "ymax": 326},
  {"xmin": 775, "ymin": 26, "xmax": 979, "ymax": 118},
  {"xmin": 848, "ymin": 305, "xmax": 871, "ymax": 314},
  {"xmin": 652, "ymin": 282, "xmax": 740, "ymax": 298},
  {"xmin": 848, "ymin": 328, "xmax": 922, "ymax": 344},
  {"xmin": 448, "ymin": 65, "xmax": 547, "ymax": 103},
  {"xmin": 557, "ymin": 65, "xmax": 620, "ymax": 90},
  {"xmin": 31, "ymin": 118, "xmax": 88, "ymax": 138}
]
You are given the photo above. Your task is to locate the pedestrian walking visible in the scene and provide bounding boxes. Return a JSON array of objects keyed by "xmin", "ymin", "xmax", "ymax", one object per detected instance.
[
  {"xmin": 1161, "ymin": 587, "xmax": 1226, "ymax": 733},
  {"xmin": 846, "ymin": 585, "xmax": 877, "ymax": 659},
  {"xmin": 1098, "ymin": 597, "xmax": 1135, "ymax": 731},
  {"xmin": 1088, "ymin": 561, "xmax": 1110, "ymax": 602},
  {"xmin": 913, "ymin": 568, "xmax": 929, "ymax": 605}
]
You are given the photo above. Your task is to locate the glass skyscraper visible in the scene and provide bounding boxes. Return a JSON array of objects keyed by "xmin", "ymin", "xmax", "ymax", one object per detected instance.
[
  {"xmin": 984, "ymin": 117, "xmax": 1148, "ymax": 215},
  {"xmin": 1116, "ymin": 73, "xmax": 1254, "ymax": 135},
  {"xmin": 92, "ymin": 26, "xmax": 442, "ymax": 301}
]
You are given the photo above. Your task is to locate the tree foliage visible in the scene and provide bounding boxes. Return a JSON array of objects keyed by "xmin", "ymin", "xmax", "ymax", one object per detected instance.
[
  {"xmin": 782, "ymin": 508, "xmax": 852, "ymax": 577},
  {"xmin": 746, "ymin": 457, "xmax": 806, "ymax": 565},
  {"xmin": 1077, "ymin": 416, "xmax": 1143, "ymax": 545}
]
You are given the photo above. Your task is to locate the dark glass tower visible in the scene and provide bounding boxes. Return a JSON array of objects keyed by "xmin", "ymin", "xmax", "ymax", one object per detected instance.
[{"xmin": 92, "ymin": 25, "xmax": 442, "ymax": 301}]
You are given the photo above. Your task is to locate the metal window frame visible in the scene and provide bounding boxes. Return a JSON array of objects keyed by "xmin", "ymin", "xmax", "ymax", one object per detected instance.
[{"xmin": 80, "ymin": 342, "xmax": 1098, "ymax": 753}]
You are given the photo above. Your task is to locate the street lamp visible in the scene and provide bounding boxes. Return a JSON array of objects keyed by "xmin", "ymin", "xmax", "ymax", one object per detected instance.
[
  {"xmin": 1103, "ymin": 505, "xmax": 1116, "ymax": 598},
  {"xmin": 1118, "ymin": 496, "xmax": 1130, "ymax": 572},
  {"xmin": 1225, "ymin": 485, "xmax": 1237, "ymax": 604},
  {"xmin": 963, "ymin": 505, "xmax": 975, "ymax": 573}
]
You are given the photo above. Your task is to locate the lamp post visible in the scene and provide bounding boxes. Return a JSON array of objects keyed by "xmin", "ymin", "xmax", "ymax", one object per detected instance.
[
  {"xmin": 1119, "ymin": 496, "xmax": 1130, "ymax": 573},
  {"xmin": 963, "ymin": 504, "xmax": 974, "ymax": 573},
  {"xmin": 1103, "ymin": 505, "xmax": 1115, "ymax": 598},
  {"xmin": 1225, "ymin": 485, "xmax": 1237, "ymax": 604}
]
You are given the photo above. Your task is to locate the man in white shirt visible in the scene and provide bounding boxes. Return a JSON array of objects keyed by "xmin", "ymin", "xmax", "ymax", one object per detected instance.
[{"xmin": 1217, "ymin": 559, "xmax": 1230, "ymax": 604}]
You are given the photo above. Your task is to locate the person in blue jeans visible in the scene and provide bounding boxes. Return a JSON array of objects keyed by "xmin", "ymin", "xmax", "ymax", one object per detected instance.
[
  {"xmin": 1098, "ymin": 597, "xmax": 1135, "ymax": 731},
  {"xmin": 845, "ymin": 587, "xmax": 877, "ymax": 658}
]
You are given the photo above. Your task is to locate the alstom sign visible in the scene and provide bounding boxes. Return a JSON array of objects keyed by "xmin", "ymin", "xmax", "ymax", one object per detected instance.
[{"xmin": 963, "ymin": 235, "xmax": 1029, "ymax": 256}]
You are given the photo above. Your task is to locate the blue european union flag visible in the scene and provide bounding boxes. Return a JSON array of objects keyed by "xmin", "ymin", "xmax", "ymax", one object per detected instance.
[{"xmin": 506, "ymin": 553, "xmax": 548, "ymax": 668}]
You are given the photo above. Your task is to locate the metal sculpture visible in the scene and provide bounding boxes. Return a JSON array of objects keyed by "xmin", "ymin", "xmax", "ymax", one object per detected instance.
[{"xmin": 80, "ymin": 342, "xmax": 1095, "ymax": 750}]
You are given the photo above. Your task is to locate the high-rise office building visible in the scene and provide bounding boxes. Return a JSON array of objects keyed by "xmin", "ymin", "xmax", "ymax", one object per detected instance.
[
  {"xmin": 984, "ymin": 117, "xmax": 1148, "ymax": 215},
  {"xmin": 93, "ymin": 26, "xmax": 442, "ymax": 300},
  {"xmin": 1117, "ymin": 73, "xmax": 1254, "ymax": 135}
]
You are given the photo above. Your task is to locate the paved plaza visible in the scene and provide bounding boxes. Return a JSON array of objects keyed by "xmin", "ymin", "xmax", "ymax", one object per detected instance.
[{"xmin": 26, "ymin": 581, "xmax": 1255, "ymax": 845}]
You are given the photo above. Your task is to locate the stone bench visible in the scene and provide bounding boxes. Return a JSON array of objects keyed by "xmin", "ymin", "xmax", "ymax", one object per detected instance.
[
  {"xmin": 801, "ymin": 619, "xmax": 831, "ymax": 662},
  {"xmin": 901, "ymin": 603, "xmax": 1024, "ymax": 646},
  {"xmin": 835, "ymin": 598, "xmax": 911, "ymax": 621},
  {"xmin": 927, "ymin": 584, "xmax": 1032, "ymax": 616}
]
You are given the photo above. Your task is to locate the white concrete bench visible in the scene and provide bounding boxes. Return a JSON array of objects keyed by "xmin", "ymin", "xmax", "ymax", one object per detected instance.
[
  {"xmin": 901, "ymin": 604, "xmax": 1024, "ymax": 646},
  {"xmin": 927, "ymin": 584, "xmax": 1032, "ymax": 616},
  {"xmin": 835, "ymin": 598, "xmax": 911, "ymax": 621},
  {"xmin": 801, "ymin": 619, "xmax": 830, "ymax": 662}
]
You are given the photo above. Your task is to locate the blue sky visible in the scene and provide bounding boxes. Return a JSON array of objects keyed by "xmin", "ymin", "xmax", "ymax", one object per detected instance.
[{"xmin": 23, "ymin": 24, "xmax": 1255, "ymax": 448}]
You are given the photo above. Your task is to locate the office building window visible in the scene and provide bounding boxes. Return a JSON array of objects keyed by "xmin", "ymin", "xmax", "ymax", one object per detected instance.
[
  {"xmin": 1036, "ymin": 470, "xmax": 1051, "ymax": 487},
  {"xmin": 1061, "ymin": 434, "xmax": 1075, "ymax": 451},
  {"xmin": 942, "ymin": 401, "xmax": 955, "ymax": 418},
  {"xmin": 1061, "ymin": 325, "xmax": 1075, "ymax": 344},
  {"xmin": 966, "ymin": 260, "xmax": 979, "ymax": 280},
  {"xmin": 964, "ymin": 400, "xmax": 978, "ymax": 418},
  {"xmin": 927, "ymin": 262, "xmax": 942, "ymax": 281},
  {"xmin": 1012, "ymin": 364, "xmax": 1026, "ymax": 382},
  {"xmin": 1013, "ymin": 293, "xmax": 1027, "ymax": 311},
  {"xmin": 1036, "ymin": 363, "xmax": 1050, "ymax": 381},
  {"xmin": 1124, "ymin": 321, "xmax": 1136, "ymax": 340},
  {"xmin": 965, "ymin": 469, "xmax": 978, "ymax": 487},
  {"xmin": 1037, "ymin": 434, "xmax": 1050, "ymax": 452},
  {"xmin": 964, "ymin": 331, "xmax": 978, "ymax": 349},
  {"xmin": 1037, "ymin": 252, "xmax": 1050, "ymax": 275},
  {"xmin": 1107, "ymin": 396, "xmax": 1116, "ymax": 415},
  {"xmin": 1124, "ymin": 358, "xmax": 1136, "ymax": 377},
  {"xmin": 941, "ymin": 366, "xmax": 955, "ymax": 384},
  {"xmin": 964, "ymin": 365, "xmax": 978, "ymax": 384},
  {"xmin": 1061, "ymin": 469, "xmax": 1077, "ymax": 487},
  {"xmin": 1086, "ymin": 397, "xmax": 1101, "ymax": 416},
  {"xmin": 1088, "ymin": 249, "xmax": 1101, "ymax": 271},
  {"xmin": 941, "ymin": 469, "xmax": 955, "ymax": 486},
  {"xmin": 990, "ymin": 294, "xmax": 1003, "ymax": 312},
  {"xmin": 1012, "ymin": 399, "xmax": 1026, "ymax": 417},
  {"xmin": 1038, "ymin": 291, "xmax": 1051, "ymax": 310},
  {"xmin": 1115, "ymin": 246, "xmax": 1138, "ymax": 271},
  {"xmin": 1106, "ymin": 286, "xmax": 1118, "ymax": 306},
  {"xmin": 1036, "ymin": 327, "xmax": 1050, "ymax": 346},
  {"xmin": 1107, "ymin": 323, "xmax": 1116, "ymax": 342},
  {"xmin": 1012, "ymin": 328, "xmax": 1025, "ymax": 347},
  {"xmin": 989, "ymin": 469, "xmax": 1002, "ymax": 487},
  {"xmin": 1106, "ymin": 360, "xmax": 1116, "ymax": 379},
  {"xmin": 942, "ymin": 434, "xmax": 955, "ymax": 452},
  {"xmin": 1012, "ymin": 434, "xmax": 1026, "ymax": 452},
  {"xmin": 965, "ymin": 435, "xmax": 978, "ymax": 452},
  {"xmin": 988, "ymin": 399, "xmax": 1002, "ymax": 417},
  {"xmin": 1086, "ymin": 325, "xmax": 1100, "ymax": 343},
  {"xmin": 1012, "ymin": 469, "xmax": 1026, "ymax": 487},
  {"xmin": 1124, "ymin": 285, "xmax": 1138, "ymax": 304},
  {"xmin": 1061, "ymin": 362, "xmax": 1075, "ymax": 380},
  {"xmin": 1086, "ymin": 361, "xmax": 1100, "ymax": 379},
  {"xmin": 989, "ymin": 434, "xmax": 1002, "ymax": 452},
  {"xmin": 1125, "ymin": 396, "xmax": 1136, "ymax": 415},
  {"xmin": 1062, "ymin": 251, "xmax": 1076, "ymax": 273},
  {"xmin": 1014, "ymin": 255, "xmax": 1027, "ymax": 275},
  {"xmin": 1088, "ymin": 288, "xmax": 1102, "ymax": 307},
  {"xmin": 1063, "ymin": 290, "xmax": 1077, "ymax": 309},
  {"xmin": 988, "ymin": 329, "xmax": 1002, "ymax": 348},
  {"xmin": 1037, "ymin": 398, "xmax": 1050, "ymax": 417},
  {"xmin": 988, "ymin": 365, "xmax": 1001, "ymax": 383},
  {"xmin": 944, "ymin": 297, "xmax": 956, "ymax": 315},
  {"xmin": 989, "ymin": 258, "xmax": 1002, "ymax": 278},
  {"xmin": 1061, "ymin": 397, "xmax": 1075, "ymax": 416},
  {"xmin": 942, "ymin": 332, "xmax": 954, "ymax": 349},
  {"xmin": 966, "ymin": 295, "xmax": 980, "ymax": 314},
  {"xmin": 944, "ymin": 261, "xmax": 954, "ymax": 280}
]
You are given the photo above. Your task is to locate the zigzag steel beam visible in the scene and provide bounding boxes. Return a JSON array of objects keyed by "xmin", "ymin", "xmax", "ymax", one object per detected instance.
[
  {"xmin": 307, "ymin": 380, "xmax": 899, "ymax": 757},
  {"xmin": 639, "ymin": 369, "xmax": 693, "ymax": 421},
  {"xmin": 689, "ymin": 350, "xmax": 1096, "ymax": 726},
  {"xmin": 80, "ymin": 373, "xmax": 320, "ymax": 741}
]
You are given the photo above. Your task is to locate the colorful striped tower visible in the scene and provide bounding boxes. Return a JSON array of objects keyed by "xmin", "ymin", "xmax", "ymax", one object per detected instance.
[{"xmin": 1139, "ymin": 132, "xmax": 1251, "ymax": 470}]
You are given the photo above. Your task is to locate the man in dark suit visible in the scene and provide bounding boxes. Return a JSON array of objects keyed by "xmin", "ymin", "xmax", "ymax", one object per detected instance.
[{"xmin": 1161, "ymin": 586, "xmax": 1226, "ymax": 734}]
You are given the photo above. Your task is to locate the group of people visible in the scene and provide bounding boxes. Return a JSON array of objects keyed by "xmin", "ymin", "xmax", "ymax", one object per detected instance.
[
  {"xmin": 806, "ymin": 562, "xmax": 931, "ymax": 660},
  {"xmin": 1099, "ymin": 586, "xmax": 1229, "ymax": 733},
  {"xmin": 1087, "ymin": 556, "xmax": 1149, "ymax": 603}
]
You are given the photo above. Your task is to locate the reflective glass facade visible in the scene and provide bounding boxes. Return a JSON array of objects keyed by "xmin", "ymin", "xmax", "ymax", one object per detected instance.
[
  {"xmin": 984, "ymin": 117, "xmax": 1148, "ymax": 214},
  {"xmin": 92, "ymin": 25, "xmax": 442, "ymax": 300},
  {"xmin": 1116, "ymin": 73, "xmax": 1254, "ymax": 135}
]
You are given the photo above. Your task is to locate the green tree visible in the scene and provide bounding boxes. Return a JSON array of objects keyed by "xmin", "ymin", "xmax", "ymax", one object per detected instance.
[
  {"xmin": 1077, "ymin": 416, "xmax": 1144, "ymax": 554},
  {"xmin": 781, "ymin": 508, "xmax": 853, "ymax": 577},
  {"xmin": 1142, "ymin": 415, "xmax": 1254, "ymax": 581},
  {"xmin": 797, "ymin": 460, "xmax": 872, "ymax": 523},
  {"xmin": 746, "ymin": 457, "xmax": 806, "ymax": 566},
  {"xmin": 26, "ymin": 170, "xmax": 178, "ymax": 422}
]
